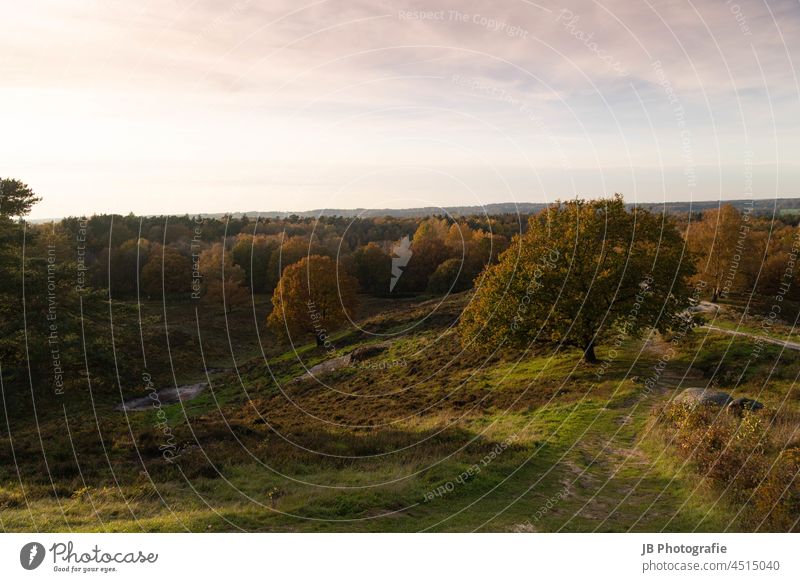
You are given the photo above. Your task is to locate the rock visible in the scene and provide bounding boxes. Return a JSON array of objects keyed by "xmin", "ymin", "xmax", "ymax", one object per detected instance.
[
  {"xmin": 728, "ymin": 397, "xmax": 764, "ymax": 415},
  {"xmin": 293, "ymin": 343, "xmax": 393, "ymax": 382},
  {"xmin": 349, "ymin": 343, "xmax": 389, "ymax": 362},
  {"xmin": 303, "ymin": 355, "xmax": 351, "ymax": 378},
  {"xmin": 117, "ymin": 382, "xmax": 207, "ymax": 411},
  {"xmin": 674, "ymin": 388, "xmax": 733, "ymax": 407}
]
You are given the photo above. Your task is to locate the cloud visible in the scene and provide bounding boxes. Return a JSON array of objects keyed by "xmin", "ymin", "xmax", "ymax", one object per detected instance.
[{"xmin": 0, "ymin": 0, "xmax": 797, "ymax": 217}]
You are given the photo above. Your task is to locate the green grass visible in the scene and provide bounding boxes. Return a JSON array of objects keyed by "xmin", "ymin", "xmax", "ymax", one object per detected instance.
[
  {"xmin": 705, "ymin": 318, "xmax": 800, "ymax": 344},
  {"xmin": 1, "ymin": 294, "xmax": 797, "ymax": 531}
]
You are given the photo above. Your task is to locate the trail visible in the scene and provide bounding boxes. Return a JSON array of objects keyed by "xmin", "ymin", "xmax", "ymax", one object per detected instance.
[
  {"xmin": 541, "ymin": 367, "xmax": 717, "ymax": 532},
  {"xmin": 701, "ymin": 325, "xmax": 800, "ymax": 351},
  {"xmin": 487, "ymin": 343, "xmax": 741, "ymax": 532}
]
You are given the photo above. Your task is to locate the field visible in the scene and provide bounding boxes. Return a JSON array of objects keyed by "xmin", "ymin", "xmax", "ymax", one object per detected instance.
[{"xmin": 2, "ymin": 291, "xmax": 798, "ymax": 532}]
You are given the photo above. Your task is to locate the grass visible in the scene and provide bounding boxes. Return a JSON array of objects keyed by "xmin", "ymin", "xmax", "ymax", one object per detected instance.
[
  {"xmin": 705, "ymin": 318, "xmax": 800, "ymax": 345},
  {"xmin": 1, "ymin": 293, "xmax": 798, "ymax": 531}
]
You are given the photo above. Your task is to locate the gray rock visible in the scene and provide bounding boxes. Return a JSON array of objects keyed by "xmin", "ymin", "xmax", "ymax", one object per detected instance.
[
  {"xmin": 349, "ymin": 343, "xmax": 389, "ymax": 362},
  {"xmin": 674, "ymin": 388, "xmax": 733, "ymax": 407},
  {"xmin": 727, "ymin": 397, "xmax": 764, "ymax": 415},
  {"xmin": 302, "ymin": 355, "xmax": 351, "ymax": 378},
  {"xmin": 117, "ymin": 382, "xmax": 207, "ymax": 412}
]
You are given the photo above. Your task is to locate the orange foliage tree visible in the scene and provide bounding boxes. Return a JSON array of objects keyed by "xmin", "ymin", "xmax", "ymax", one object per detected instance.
[{"xmin": 267, "ymin": 255, "xmax": 358, "ymax": 346}]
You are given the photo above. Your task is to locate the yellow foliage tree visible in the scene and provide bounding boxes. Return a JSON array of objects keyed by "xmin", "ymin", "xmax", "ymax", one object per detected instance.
[
  {"xmin": 459, "ymin": 196, "xmax": 696, "ymax": 363},
  {"xmin": 687, "ymin": 204, "xmax": 746, "ymax": 302},
  {"xmin": 267, "ymin": 255, "xmax": 358, "ymax": 346},
  {"xmin": 199, "ymin": 242, "xmax": 249, "ymax": 312}
]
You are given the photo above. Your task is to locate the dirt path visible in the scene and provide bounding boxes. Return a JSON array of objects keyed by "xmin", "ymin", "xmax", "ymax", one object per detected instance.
[
  {"xmin": 467, "ymin": 354, "xmax": 733, "ymax": 532},
  {"xmin": 493, "ymin": 322, "xmax": 751, "ymax": 531},
  {"xmin": 702, "ymin": 325, "xmax": 800, "ymax": 351},
  {"xmin": 549, "ymin": 367, "xmax": 710, "ymax": 529}
]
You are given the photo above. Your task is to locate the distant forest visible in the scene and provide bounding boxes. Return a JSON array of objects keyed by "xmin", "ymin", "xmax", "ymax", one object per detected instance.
[
  {"xmin": 15, "ymin": 196, "xmax": 800, "ymax": 305},
  {"xmin": 30, "ymin": 196, "xmax": 800, "ymax": 221}
]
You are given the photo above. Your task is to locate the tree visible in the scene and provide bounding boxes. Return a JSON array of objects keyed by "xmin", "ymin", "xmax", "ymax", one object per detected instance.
[
  {"xmin": 231, "ymin": 234, "xmax": 277, "ymax": 293},
  {"xmin": 397, "ymin": 218, "xmax": 450, "ymax": 291},
  {"xmin": 430, "ymin": 222, "xmax": 498, "ymax": 294},
  {"xmin": 140, "ymin": 245, "xmax": 192, "ymax": 298},
  {"xmin": 267, "ymin": 235, "xmax": 329, "ymax": 292},
  {"xmin": 0, "ymin": 178, "xmax": 41, "ymax": 217},
  {"xmin": 0, "ymin": 178, "xmax": 39, "ymax": 369},
  {"xmin": 688, "ymin": 204, "xmax": 744, "ymax": 302},
  {"xmin": 198, "ymin": 242, "xmax": 248, "ymax": 312},
  {"xmin": 459, "ymin": 196, "xmax": 696, "ymax": 363},
  {"xmin": 744, "ymin": 224, "xmax": 800, "ymax": 299},
  {"xmin": 93, "ymin": 238, "xmax": 146, "ymax": 297},
  {"xmin": 352, "ymin": 242, "xmax": 392, "ymax": 295},
  {"xmin": 267, "ymin": 255, "xmax": 358, "ymax": 346},
  {"xmin": 199, "ymin": 243, "xmax": 245, "ymax": 284},
  {"xmin": 427, "ymin": 258, "xmax": 472, "ymax": 294},
  {"xmin": 0, "ymin": 179, "xmax": 148, "ymax": 396}
]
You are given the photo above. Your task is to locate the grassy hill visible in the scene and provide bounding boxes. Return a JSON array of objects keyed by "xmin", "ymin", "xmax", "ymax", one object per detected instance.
[{"xmin": 1, "ymin": 293, "xmax": 798, "ymax": 532}]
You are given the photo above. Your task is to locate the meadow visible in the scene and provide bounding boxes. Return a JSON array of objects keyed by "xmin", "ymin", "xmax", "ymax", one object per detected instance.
[{"xmin": 2, "ymin": 290, "xmax": 797, "ymax": 532}]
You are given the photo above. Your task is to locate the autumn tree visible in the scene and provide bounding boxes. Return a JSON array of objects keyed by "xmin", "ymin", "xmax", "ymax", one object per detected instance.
[
  {"xmin": 397, "ymin": 218, "xmax": 450, "ymax": 291},
  {"xmin": 267, "ymin": 255, "xmax": 358, "ymax": 346},
  {"xmin": 427, "ymin": 258, "xmax": 471, "ymax": 293},
  {"xmin": 428, "ymin": 222, "xmax": 498, "ymax": 294},
  {"xmin": 267, "ymin": 235, "xmax": 329, "ymax": 292},
  {"xmin": 140, "ymin": 245, "xmax": 192, "ymax": 298},
  {"xmin": 688, "ymin": 204, "xmax": 745, "ymax": 302},
  {"xmin": 231, "ymin": 234, "xmax": 278, "ymax": 293},
  {"xmin": 352, "ymin": 242, "xmax": 392, "ymax": 295},
  {"xmin": 738, "ymin": 223, "xmax": 800, "ymax": 299},
  {"xmin": 198, "ymin": 242, "xmax": 249, "ymax": 312},
  {"xmin": 459, "ymin": 196, "xmax": 696, "ymax": 363}
]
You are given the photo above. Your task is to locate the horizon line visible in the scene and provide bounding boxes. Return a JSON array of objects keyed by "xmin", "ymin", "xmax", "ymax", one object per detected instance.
[{"xmin": 24, "ymin": 194, "xmax": 800, "ymax": 223}]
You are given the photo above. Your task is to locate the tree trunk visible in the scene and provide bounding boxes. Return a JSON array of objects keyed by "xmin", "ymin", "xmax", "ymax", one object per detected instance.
[
  {"xmin": 315, "ymin": 333, "xmax": 324, "ymax": 347},
  {"xmin": 583, "ymin": 341, "xmax": 598, "ymax": 364},
  {"xmin": 710, "ymin": 289, "xmax": 719, "ymax": 303}
]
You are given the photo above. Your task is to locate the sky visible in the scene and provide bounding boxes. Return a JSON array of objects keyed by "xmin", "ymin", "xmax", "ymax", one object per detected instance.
[{"xmin": 1, "ymin": 0, "xmax": 799, "ymax": 218}]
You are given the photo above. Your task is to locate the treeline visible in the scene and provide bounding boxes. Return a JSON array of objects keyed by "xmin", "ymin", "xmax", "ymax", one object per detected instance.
[
  {"xmin": 1, "ymin": 180, "xmax": 146, "ymax": 395},
  {"xmin": 682, "ymin": 204, "xmax": 800, "ymax": 302},
  {"xmin": 6, "ymin": 191, "xmax": 800, "ymax": 316},
  {"xmin": 37, "ymin": 212, "xmax": 518, "ymax": 302},
  {"xmin": 0, "ymin": 180, "xmax": 526, "ymax": 395}
]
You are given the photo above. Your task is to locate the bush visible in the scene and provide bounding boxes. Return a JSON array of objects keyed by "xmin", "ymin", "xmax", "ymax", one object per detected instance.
[
  {"xmin": 427, "ymin": 258, "xmax": 473, "ymax": 294},
  {"xmin": 753, "ymin": 448, "xmax": 800, "ymax": 531},
  {"xmin": 657, "ymin": 402, "xmax": 798, "ymax": 531}
]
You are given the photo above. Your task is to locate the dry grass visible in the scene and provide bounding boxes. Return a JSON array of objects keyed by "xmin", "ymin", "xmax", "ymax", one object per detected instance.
[{"xmin": 655, "ymin": 401, "xmax": 800, "ymax": 531}]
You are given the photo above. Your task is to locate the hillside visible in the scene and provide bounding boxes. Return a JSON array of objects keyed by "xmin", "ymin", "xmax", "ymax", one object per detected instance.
[{"xmin": 2, "ymin": 291, "xmax": 797, "ymax": 532}]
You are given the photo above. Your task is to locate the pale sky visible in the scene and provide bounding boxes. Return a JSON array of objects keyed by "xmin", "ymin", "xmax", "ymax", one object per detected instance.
[{"xmin": 2, "ymin": 0, "xmax": 799, "ymax": 218}]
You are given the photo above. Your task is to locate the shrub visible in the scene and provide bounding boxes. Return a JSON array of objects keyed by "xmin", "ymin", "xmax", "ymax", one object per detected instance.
[{"xmin": 657, "ymin": 402, "xmax": 797, "ymax": 530}]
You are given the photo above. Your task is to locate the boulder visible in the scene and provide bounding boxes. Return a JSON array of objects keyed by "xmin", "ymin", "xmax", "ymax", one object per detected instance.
[
  {"xmin": 349, "ymin": 343, "xmax": 389, "ymax": 363},
  {"xmin": 674, "ymin": 388, "xmax": 733, "ymax": 408},
  {"xmin": 302, "ymin": 355, "xmax": 351, "ymax": 378},
  {"xmin": 727, "ymin": 397, "xmax": 764, "ymax": 416}
]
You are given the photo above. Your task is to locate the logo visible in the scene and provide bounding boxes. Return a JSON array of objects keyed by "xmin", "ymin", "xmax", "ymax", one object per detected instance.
[
  {"xmin": 20, "ymin": 542, "xmax": 46, "ymax": 570},
  {"xmin": 390, "ymin": 235, "xmax": 412, "ymax": 292}
]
